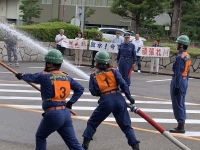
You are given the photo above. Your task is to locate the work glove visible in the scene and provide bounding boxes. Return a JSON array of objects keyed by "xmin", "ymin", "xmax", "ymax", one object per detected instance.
[
  {"xmin": 128, "ymin": 97, "xmax": 135, "ymax": 104},
  {"xmin": 66, "ymin": 101, "xmax": 74, "ymax": 109},
  {"xmin": 15, "ymin": 73, "xmax": 23, "ymax": 80},
  {"xmin": 174, "ymin": 88, "xmax": 180, "ymax": 95}
]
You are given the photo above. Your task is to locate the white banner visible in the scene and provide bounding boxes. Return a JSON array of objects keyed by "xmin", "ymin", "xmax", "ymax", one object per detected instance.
[
  {"xmin": 60, "ymin": 39, "xmax": 88, "ymax": 50},
  {"xmin": 61, "ymin": 40, "xmax": 170, "ymax": 57},
  {"xmin": 89, "ymin": 40, "xmax": 120, "ymax": 53},
  {"xmin": 136, "ymin": 47, "xmax": 170, "ymax": 57}
]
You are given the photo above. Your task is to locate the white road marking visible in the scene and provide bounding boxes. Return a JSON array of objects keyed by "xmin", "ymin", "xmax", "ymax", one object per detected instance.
[
  {"xmin": 69, "ymin": 116, "xmax": 200, "ymax": 124},
  {"xmin": 146, "ymin": 79, "xmax": 172, "ymax": 82},
  {"xmin": 146, "ymin": 78, "xmax": 193, "ymax": 82},
  {"xmin": 6, "ymin": 104, "xmax": 200, "ymax": 114},
  {"xmin": 182, "ymin": 132, "xmax": 200, "ymax": 137},
  {"xmin": 28, "ymin": 67, "xmax": 44, "ymax": 68},
  {"xmin": 0, "ymin": 89, "xmax": 92, "ymax": 95},
  {"xmin": 0, "ymin": 96, "xmax": 199, "ymax": 106},
  {"xmin": 0, "ymin": 72, "xmax": 12, "ymax": 74},
  {"xmin": 0, "ymin": 84, "xmax": 33, "ymax": 87},
  {"xmin": 73, "ymin": 78, "xmax": 89, "ymax": 81}
]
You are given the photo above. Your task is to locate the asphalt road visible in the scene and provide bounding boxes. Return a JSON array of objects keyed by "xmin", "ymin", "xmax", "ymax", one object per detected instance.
[{"xmin": 0, "ymin": 62, "xmax": 200, "ymax": 150}]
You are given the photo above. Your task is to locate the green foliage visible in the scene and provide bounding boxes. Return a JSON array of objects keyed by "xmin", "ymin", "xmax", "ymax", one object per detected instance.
[
  {"xmin": 48, "ymin": 18, "xmax": 62, "ymax": 22},
  {"xmin": 180, "ymin": 0, "xmax": 200, "ymax": 40},
  {"xmin": 144, "ymin": 42, "xmax": 200, "ymax": 58},
  {"xmin": 110, "ymin": 0, "xmax": 172, "ymax": 33},
  {"xmin": 19, "ymin": 0, "xmax": 42, "ymax": 25},
  {"xmin": 85, "ymin": 6, "xmax": 96, "ymax": 24},
  {"xmin": 15, "ymin": 22, "xmax": 102, "ymax": 42}
]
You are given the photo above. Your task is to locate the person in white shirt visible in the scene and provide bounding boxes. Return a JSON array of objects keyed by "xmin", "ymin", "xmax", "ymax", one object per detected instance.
[
  {"xmin": 75, "ymin": 31, "xmax": 84, "ymax": 67},
  {"xmin": 111, "ymin": 31, "xmax": 123, "ymax": 67},
  {"xmin": 150, "ymin": 39, "xmax": 161, "ymax": 75},
  {"xmin": 132, "ymin": 34, "xmax": 144, "ymax": 73},
  {"xmin": 55, "ymin": 29, "xmax": 67, "ymax": 55}
]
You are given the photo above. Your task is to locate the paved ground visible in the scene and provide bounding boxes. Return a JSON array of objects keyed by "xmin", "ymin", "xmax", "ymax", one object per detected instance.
[{"xmin": 0, "ymin": 62, "xmax": 200, "ymax": 150}]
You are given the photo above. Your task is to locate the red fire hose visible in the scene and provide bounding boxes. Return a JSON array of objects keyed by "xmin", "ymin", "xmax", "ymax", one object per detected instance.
[{"xmin": 127, "ymin": 103, "xmax": 191, "ymax": 150}]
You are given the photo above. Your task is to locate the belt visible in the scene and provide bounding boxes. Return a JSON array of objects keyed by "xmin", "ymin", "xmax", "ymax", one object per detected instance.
[
  {"xmin": 45, "ymin": 106, "xmax": 65, "ymax": 111},
  {"xmin": 100, "ymin": 90, "xmax": 118, "ymax": 96},
  {"xmin": 121, "ymin": 56, "xmax": 130, "ymax": 59},
  {"xmin": 172, "ymin": 76, "xmax": 187, "ymax": 79}
]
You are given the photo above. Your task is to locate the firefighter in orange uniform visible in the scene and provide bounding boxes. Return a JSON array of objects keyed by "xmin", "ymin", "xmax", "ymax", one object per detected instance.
[
  {"xmin": 82, "ymin": 51, "xmax": 140, "ymax": 150},
  {"xmin": 169, "ymin": 35, "xmax": 191, "ymax": 133},
  {"xmin": 15, "ymin": 49, "xmax": 84, "ymax": 150}
]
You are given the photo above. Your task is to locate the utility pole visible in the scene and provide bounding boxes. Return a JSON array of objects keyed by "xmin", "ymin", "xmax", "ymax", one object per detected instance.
[
  {"xmin": 58, "ymin": 0, "xmax": 61, "ymax": 20},
  {"xmin": 81, "ymin": 0, "xmax": 85, "ymax": 33}
]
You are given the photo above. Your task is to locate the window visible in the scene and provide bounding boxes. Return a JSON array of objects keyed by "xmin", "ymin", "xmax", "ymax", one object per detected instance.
[
  {"xmin": 95, "ymin": 0, "xmax": 107, "ymax": 6},
  {"xmin": 71, "ymin": 0, "xmax": 82, "ymax": 5},
  {"xmin": 42, "ymin": 0, "xmax": 52, "ymax": 4},
  {"xmin": 107, "ymin": 0, "xmax": 113, "ymax": 6},
  {"xmin": 85, "ymin": 0, "xmax": 95, "ymax": 6},
  {"xmin": 107, "ymin": 29, "xmax": 116, "ymax": 35}
]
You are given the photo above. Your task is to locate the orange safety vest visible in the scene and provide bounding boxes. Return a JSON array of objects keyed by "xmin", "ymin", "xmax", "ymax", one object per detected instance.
[
  {"xmin": 94, "ymin": 68, "xmax": 118, "ymax": 93},
  {"xmin": 181, "ymin": 52, "xmax": 191, "ymax": 77},
  {"xmin": 42, "ymin": 71, "xmax": 70, "ymax": 101}
]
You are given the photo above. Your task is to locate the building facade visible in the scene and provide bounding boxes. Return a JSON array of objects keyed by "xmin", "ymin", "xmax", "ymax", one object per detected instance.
[{"xmin": 0, "ymin": 0, "xmax": 170, "ymax": 30}]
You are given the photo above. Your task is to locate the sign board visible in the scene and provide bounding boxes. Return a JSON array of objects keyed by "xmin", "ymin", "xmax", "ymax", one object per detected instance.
[
  {"xmin": 89, "ymin": 41, "xmax": 120, "ymax": 53},
  {"xmin": 165, "ymin": 26, "xmax": 170, "ymax": 30},
  {"xmin": 70, "ymin": 18, "xmax": 80, "ymax": 26},
  {"xmin": 61, "ymin": 39, "xmax": 88, "ymax": 50},
  {"xmin": 75, "ymin": 6, "xmax": 82, "ymax": 21},
  {"xmin": 136, "ymin": 47, "xmax": 170, "ymax": 57},
  {"xmin": 61, "ymin": 40, "xmax": 170, "ymax": 57}
]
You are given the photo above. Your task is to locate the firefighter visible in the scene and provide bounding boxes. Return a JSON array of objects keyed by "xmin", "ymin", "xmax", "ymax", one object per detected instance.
[
  {"xmin": 116, "ymin": 33, "xmax": 137, "ymax": 86},
  {"xmin": 169, "ymin": 35, "xmax": 191, "ymax": 133},
  {"xmin": 15, "ymin": 49, "xmax": 84, "ymax": 150},
  {"xmin": 82, "ymin": 51, "xmax": 140, "ymax": 150}
]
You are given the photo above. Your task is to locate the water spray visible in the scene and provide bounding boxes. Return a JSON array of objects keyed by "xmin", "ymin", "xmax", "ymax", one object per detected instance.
[{"xmin": 0, "ymin": 23, "xmax": 90, "ymax": 80}]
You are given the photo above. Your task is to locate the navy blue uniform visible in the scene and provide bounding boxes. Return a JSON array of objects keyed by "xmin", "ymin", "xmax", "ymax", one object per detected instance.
[
  {"xmin": 82, "ymin": 68, "xmax": 140, "ymax": 146},
  {"xmin": 21, "ymin": 71, "xmax": 84, "ymax": 150},
  {"xmin": 170, "ymin": 50, "xmax": 191, "ymax": 123},
  {"xmin": 117, "ymin": 42, "xmax": 137, "ymax": 86}
]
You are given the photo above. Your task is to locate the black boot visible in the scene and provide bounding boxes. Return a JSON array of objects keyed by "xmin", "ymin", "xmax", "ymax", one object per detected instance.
[
  {"xmin": 131, "ymin": 144, "xmax": 139, "ymax": 150},
  {"xmin": 169, "ymin": 122, "xmax": 185, "ymax": 133},
  {"xmin": 82, "ymin": 137, "xmax": 90, "ymax": 150}
]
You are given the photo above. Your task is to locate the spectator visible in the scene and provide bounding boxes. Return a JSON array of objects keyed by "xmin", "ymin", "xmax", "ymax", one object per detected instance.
[
  {"xmin": 111, "ymin": 31, "xmax": 123, "ymax": 68},
  {"xmin": 132, "ymin": 34, "xmax": 144, "ymax": 73},
  {"xmin": 90, "ymin": 34, "xmax": 102, "ymax": 69},
  {"xmin": 150, "ymin": 39, "xmax": 161, "ymax": 75},
  {"xmin": 75, "ymin": 31, "xmax": 84, "ymax": 67},
  {"xmin": 4, "ymin": 26, "xmax": 19, "ymax": 67},
  {"xmin": 55, "ymin": 29, "xmax": 67, "ymax": 55}
]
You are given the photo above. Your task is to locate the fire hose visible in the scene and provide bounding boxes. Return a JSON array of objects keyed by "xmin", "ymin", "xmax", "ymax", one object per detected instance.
[
  {"xmin": 127, "ymin": 103, "xmax": 191, "ymax": 150},
  {"xmin": 0, "ymin": 61, "xmax": 76, "ymax": 116}
]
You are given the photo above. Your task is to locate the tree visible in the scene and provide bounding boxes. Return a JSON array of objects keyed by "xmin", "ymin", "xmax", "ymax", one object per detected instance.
[
  {"xmin": 19, "ymin": 0, "xmax": 42, "ymax": 24},
  {"xmin": 180, "ymin": 0, "xmax": 200, "ymax": 40},
  {"xmin": 170, "ymin": 0, "xmax": 182, "ymax": 39},
  {"xmin": 110, "ymin": 0, "xmax": 171, "ymax": 33},
  {"xmin": 84, "ymin": 6, "xmax": 96, "ymax": 24}
]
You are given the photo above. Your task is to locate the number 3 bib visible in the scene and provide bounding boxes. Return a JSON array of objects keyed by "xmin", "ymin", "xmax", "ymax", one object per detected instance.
[
  {"xmin": 95, "ymin": 71, "xmax": 117, "ymax": 93},
  {"xmin": 51, "ymin": 74, "xmax": 70, "ymax": 101}
]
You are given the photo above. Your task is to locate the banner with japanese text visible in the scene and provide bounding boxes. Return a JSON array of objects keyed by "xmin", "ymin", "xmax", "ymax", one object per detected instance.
[
  {"xmin": 136, "ymin": 47, "xmax": 170, "ymax": 57},
  {"xmin": 89, "ymin": 40, "xmax": 120, "ymax": 53},
  {"xmin": 61, "ymin": 39, "xmax": 88, "ymax": 50}
]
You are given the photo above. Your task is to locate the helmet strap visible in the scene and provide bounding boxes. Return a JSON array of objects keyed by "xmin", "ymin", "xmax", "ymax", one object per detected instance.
[
  {"xmin": 177, "ymin": 43, "xmax": 183, "ymax": 50},
  {"xmin": 44, "ymin": 62, "xmax": 61, "ymax": 72}
]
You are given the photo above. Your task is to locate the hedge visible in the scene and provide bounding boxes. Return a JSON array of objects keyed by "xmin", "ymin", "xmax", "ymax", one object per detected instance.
[{"xmin": 15, "ymin": 22, "xmax": 102, "ymax": 42}]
